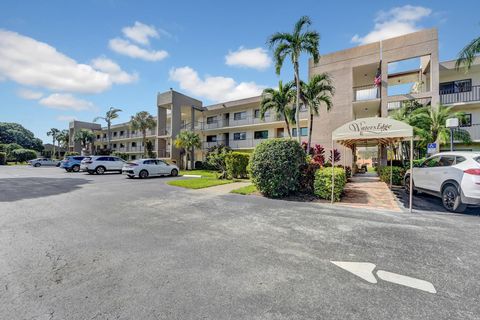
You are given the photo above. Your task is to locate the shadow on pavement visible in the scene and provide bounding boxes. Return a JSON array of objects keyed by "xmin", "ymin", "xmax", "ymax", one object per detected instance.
[
  {"xmin": 392, "ymin": 186, "xmax": 479, "ymax": 216},
  {"xmin": 0, "ymin": 177, "xmax": 90, "ymax": 202}
]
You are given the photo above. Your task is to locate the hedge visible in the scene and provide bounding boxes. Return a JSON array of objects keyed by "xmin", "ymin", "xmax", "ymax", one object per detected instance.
[
  {"xmin": 314, "ymin": 167, "xmax": 346, "ymax": 202},
  {"xmin": 64, "ymin": 151, "xmax": 80, "ymax": 157},
  {"xmin": 250, "ymin": 139, "xmax": 306, "ymax": 198},
  {"xmin": 378, "ymin": 166, "xmax": 406, "ymax": 186},
  {"xmin": 11, "ymin": 148, "xmax": 37, "ymax": 162},
  {"xmin": 225, "ymin": 152, "xmax": 250, "ymax": 179},
  {"xmin": 0, "ymin": 152, "xmax": 6, "ymax": 165}
]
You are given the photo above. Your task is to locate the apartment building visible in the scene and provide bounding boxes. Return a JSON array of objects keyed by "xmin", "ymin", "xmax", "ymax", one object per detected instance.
[{"xmin": 68, "ymin": 28, "xmax": 480, "ymax": 167}]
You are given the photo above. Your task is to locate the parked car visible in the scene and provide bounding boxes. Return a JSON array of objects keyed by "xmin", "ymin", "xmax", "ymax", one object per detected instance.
[
  {"xmin": 122, "ymin": 159, "xmax": 179, "ymax": 179},
  {"xmin": 60, "ymin": 156, "xmax": 87, "ymax": 172},
  {"xmin": 80, "ymin": 156, "xmax": 126, "ymax": 174},
  {"xmin": 29, "ymin": 158, "xmax": 60, "ymax": 167},
  {"xmin": 405, "ymin": 151, "xmax": 480, "ymax": 212}
]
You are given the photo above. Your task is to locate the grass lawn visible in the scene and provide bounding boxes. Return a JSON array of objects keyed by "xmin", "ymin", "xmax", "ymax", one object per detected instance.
[
  {"xmin": 167, "ymin": 177, "xmax": 232, "ymax": 189},
  {"xmin": 230, "ymin": 184, "xmax": 257, "ymax": 195},
  {"xmin": 179, "ymin": 169, "xmax": 218, "ymax": 178},
  {"xmin": 6, "ymin": 162, "xmax": 28, "ymax": 166}
]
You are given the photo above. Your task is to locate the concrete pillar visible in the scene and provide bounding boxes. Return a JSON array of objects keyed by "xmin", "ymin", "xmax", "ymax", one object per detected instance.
[{"xmin": 190, "ymin": 106, "xmax": 195, "ymax": 170}]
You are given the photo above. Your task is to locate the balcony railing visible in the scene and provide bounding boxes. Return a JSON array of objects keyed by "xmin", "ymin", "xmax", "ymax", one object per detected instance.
[
  {"xmin": 203, "ymin": 138, "xmax": 267, "ymax": 150},
  {"xmin": 440, "ymin": 86, "xmax": 480, "ymax": 105},
  {"xmin": 454, "ymin": 124, "xmax": 480, "ymax": 142},
  {"xmin": 353, "ymin": 85, "xmax": 380, "ymax": 101},
  {"xmin": 201, "ymin": 111, "xmax": 306, "ymax": 131}
]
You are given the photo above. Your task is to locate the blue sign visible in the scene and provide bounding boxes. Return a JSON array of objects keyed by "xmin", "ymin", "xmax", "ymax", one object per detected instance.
[{"xmin": 427, "ymin": 143, "xmax": 437, "ymax": 154}]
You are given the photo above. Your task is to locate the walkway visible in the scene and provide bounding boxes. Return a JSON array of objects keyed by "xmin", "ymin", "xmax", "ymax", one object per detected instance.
[{"xmin": 338, "ymin": 172, "xmax": 401, "ymax": 212}]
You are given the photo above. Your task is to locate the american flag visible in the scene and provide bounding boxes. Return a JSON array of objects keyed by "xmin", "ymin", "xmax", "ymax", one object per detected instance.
[{"xmin": 374, "ymin": 68, "xmax": 381, "ymax": 87}]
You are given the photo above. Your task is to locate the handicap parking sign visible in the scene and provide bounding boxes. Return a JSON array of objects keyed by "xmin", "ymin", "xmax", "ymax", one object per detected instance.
[{"xmin": 427, "ymin": 143, "xmax": 437, "ymax": 154}]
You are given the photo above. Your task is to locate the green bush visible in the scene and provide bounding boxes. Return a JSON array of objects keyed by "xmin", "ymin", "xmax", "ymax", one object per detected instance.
[
  {"xmin": 112, "ymin": 152, "xmax": 128, "ymax": 161},
  {"xmin": 378, "ymin": 166, "xmax": 405, "ymax": 186},
  {"xmin": 225, "ymin": 152, "xmax": 250, "ymax": 179},
  {"xmin": 205, "ymin": 145, "xmax": 231, "ymax": 177},
  {"xmin": 64, "ymin": 151, "xmax": 80, "ymax": 157},
  {"xmin": 250, "ymin": 139, "xmax": 306, "ymax": 198},
  {"xmin": 314, "ymin": 167, "xmax": 346, "ymax": 202},
  {"xmin": 11, "ymin": 148, "xmax": 37, "ymax": 162},
  {"xmin": 0, "ymin": 144, "xmax": 7, "ymax": 152},
  {"xmin": 299, "ymin": 162, "xmax": 321, "ymax": 194},
  {"xmin": 0, "ymin": 152, "xmax": 6, "ymax": 165}
]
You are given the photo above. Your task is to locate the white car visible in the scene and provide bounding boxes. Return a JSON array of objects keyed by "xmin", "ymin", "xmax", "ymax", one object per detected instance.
[
  {"xmin": 122, "ymin": 159, "xmax": 179, "ymax": 179},
  {"xmin": 80, "ymin": 156, "xmax": 126, "ymax": 174},
  {"xmin": 405, "ymin": 151, "xmax": 480, "ymax": 212},
  {"xmin": 29, "ymin": 158, "xmax": 60, "ymax": 167}
]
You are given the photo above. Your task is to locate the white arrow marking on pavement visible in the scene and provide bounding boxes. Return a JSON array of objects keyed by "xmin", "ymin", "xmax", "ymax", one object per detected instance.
[
  {"xmin": 331, "ymin": 261, "xmax": 377, "ymax": 283},
  {"xmin": 376, "ymin": 270, "xmax": 437, "ymax": 294}
]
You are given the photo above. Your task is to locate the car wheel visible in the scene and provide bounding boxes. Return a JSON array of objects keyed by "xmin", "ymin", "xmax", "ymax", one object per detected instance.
[
  {"xmin": 65, "ymin": 168, "xmax": 72, "ymax": 172},
  {"xmin": 170, "ymin": 169, "xmax": 178, "ymax": 177},
  {"xmin": 404, "ymin": 176, "xmax": 417, "ymax": 195},
  {"xmin": 56, "ymin": 163, "xmax": 61, "ymax": 167},
  {"xmin": 72, "ymin": 165, "xmax": 80, "ymax": 172},
  {"xmin": 34, "ymin": 163, "xmax": 41, "ymax": 167},
  {"xmin": 442, "ymin": 185, "xmax": 467, "ymax": 213},
  {"xmin": 95, "ymin": 166, "xmax": 106, "ymax": 175},
  {"xmin": 139, "ymin": 170, "xmax": 149, "ymax": 179}
]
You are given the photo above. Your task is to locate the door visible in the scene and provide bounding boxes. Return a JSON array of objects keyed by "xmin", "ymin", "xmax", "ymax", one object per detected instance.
[
  {"xmin": 111, "ymin": 157, "xmax": 124, "ymax": 170},
  {"xmin": 424, "ymin": 155, "xmax": 456, "ymax": 192},
  {"xmin": 143, "ymin": 159, "xmax": 158, "ymax": 175},
  {"xmin": 156, "ymin": 160, "xmax": 169, "ymax": 174},
  {"xmin": 414, "ymin": 156, "xmax": 441, "ymax": 190}
]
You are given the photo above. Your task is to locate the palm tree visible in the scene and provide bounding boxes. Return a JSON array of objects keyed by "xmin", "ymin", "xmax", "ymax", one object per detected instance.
[
  {"xmin": 174, "ymin": 130, "xmax": 202, "ymax": 170},
  {"xmin": 47, "ymin": 128, "xmax": 60, "ymax": 159},
  {"xmin": 455, "ymin": 34, "xmax": 480, "ymax": 71},
  {"xmin": 130, "ymin": 111, "xmax": 156, "ymax": 157},
  {"xmin": 299, "ymin": 73, "xmax": 334, "ymax": 151},
  {"xmin": 268, "ymin": 16, "xmax": 320, "ymax": 142},
  {"xmin": 56, "ymin": 129, "xmax": 69, "ymax": 158},
  {"xmin": 74, "ymin": 129, "xmax": 95, "ymax": 155},
  {"xmin": 260, "ymin": 81, "xmax": 296, "ymax": 138},
  {"xmin": 94, "ymin": 107, "xmax": 122, "ymax": 149}
]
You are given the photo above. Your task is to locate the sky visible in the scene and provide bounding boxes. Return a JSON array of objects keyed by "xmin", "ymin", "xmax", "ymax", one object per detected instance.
[{"xmin": 1, "ymin": 0, "xmax": 479, "ymax": 143}]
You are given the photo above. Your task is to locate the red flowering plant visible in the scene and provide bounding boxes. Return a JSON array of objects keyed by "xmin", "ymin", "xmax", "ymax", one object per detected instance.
[{"xmin": 302, "ymin": 141, "xmax": 326, "ymax": 166}]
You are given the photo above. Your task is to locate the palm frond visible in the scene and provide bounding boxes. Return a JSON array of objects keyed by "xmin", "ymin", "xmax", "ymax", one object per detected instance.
[
  {"xmin": 294, "ymin": 16, "xmax": 312, "ymax": 36},
  {"xmin": 455, "ymin": 36, "xmax": 480, "ymax": 71}
]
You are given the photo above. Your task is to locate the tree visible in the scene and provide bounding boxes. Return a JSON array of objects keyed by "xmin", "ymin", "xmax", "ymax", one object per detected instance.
[
  {"xmin": 130, "ymin": 111, "xmax": 156, "ymax": 158},
  {"xmin": 260, "ymin": 81, "xmax": 296, "ymax": 138},
  {"xmin": 94, "ymin": 107, "xmax": 122, "ymax": 149},
  {"xmin": 299, "ymin": 73, "xmax": 334, "ymax": 151},
  {"xmin": 268, "ymin": 16, "xmax": 320, "ymax": 143},
  {"xmin": 455, "ymin": 34, "xmax": 480, "ymax": 71},
  {"xmin": 74, "ymin": 129, "xmax": 95, "ymax": 155},
  {"xmin": 174, "ymin": 130, "xmax": 201, "ymax": 170},
  {"xmin": 47, "ymin": 128, "xmax": 60, "ymax": 159},
  {"xmin": 0, "ymin": 122, "xmax": 43, "ymax": 151},
  {"xmin": 57, "ymin": 129, "xmax": 70, "ymax": 150},
  {"xmin": 205, "ymin": 145, "xmax": 232, "ymax": 178},
  {"xmin": 11, "ymin": 148, "xmax": 37, "ymax": 162}
]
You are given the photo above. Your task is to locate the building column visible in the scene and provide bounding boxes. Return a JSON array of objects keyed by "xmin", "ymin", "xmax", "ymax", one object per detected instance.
[{"xmin": 190, "ymin": 106, "xmax": 195, "ymax": 170}]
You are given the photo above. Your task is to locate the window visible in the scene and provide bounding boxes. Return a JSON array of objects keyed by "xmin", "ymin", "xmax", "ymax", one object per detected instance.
[
  {"xmin": 292, "ymin": 127, "xmax": 308, "ymax": 137},
  {"xmin": 113, "ymin": 143, "xmax": 117, "ymax": 148},
  {"xmin": 206, "ymin": 135, "xmax": 217, "ymax": 142},
  {"xmin": 233, "ymin": 132, "xmax": 247, "ymax": 140},
  {"xmin": 120, "ymin": 130, "xmax": 124, "ymax": 136},
  {"xmin": 131, "ymin": 130, "xmax": 136, "ymax": 134},
  {"xmin": 254, "ymin": 109, "xmax": 260, "ymax": 118},
  {"xmin": 131, "ymin": 155, "xmax": 136, "ymax": 160},
  {"xmin": 103, "ymin": 145, "xmax": 107, "ymax": 149},
  {"xmin": 207, "ymin": 116, "xmax": 216, "ymax": 124},
  {"xmin": 423, "ymin": 156, "xmax": 442, "ymax": 167},
  {"xmin": 144, "ymin": 159, "xmax": 155, "ymax": 165},
  {"xmin": 96, "ymin": 135, "xmax": 100, "ymax": 139},
  {"xmin": 97, "ymin": 157, "xmax": 109, "ymax": 161},
  {"xmin": 460, "ymin": 114, "xmax": 472, "ymax": 127},
  {"xmin": 120, "ymin": 143, "xmax": 125, "ymax": 148},
  {"xmin": 440, "ymin": 79, "xmax": 472, "ymax": 94},
  {"xmin": 277, "ymin": 128, "xmax": 285, "ymax": 138},
  {"xmin": 456, "ymin": 156, "xmax": 466, "ymax": 164},
  {"xmin": 438, "ymin": 156, "xmax": 455, "ymax": 167},
  {"xmin": 103, "ymin": 133, "xmax": 106, "ymax": 138},
  {"xmin": 254, "ymin": 130, "xmax": 268, "ymax": 139},
  {"xmin": 234, "ymin": 111, "xmax": 247, "ymax": 120},
  {"xmin": 113, "ymin": 132, "xmax": 117, "ymax": 137},
  {"xmin": 132, "ymin": 142, "xmax": 137, "ymax": 147}
]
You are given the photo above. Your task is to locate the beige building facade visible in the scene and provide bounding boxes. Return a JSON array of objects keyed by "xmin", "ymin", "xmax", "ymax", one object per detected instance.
[{"xmin": 68, "ymin": 28, "xmax": 480, "ymax": 167}]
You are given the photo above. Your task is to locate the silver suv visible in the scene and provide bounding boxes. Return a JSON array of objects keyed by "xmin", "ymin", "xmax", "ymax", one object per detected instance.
[{"xmin": 80, "ymin": 156, "xmax": 126, "ymax": 174}]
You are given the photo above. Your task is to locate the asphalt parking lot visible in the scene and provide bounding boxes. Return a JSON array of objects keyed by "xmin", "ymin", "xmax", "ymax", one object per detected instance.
[{"xmin": 1, "ymin": 166, "xmax": 479, "ymax": 319}]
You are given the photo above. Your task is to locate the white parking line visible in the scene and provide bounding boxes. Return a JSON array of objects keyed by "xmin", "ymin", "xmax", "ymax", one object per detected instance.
[
  {"xmin": 376, "ymin": 270, "xmax": 437, "ymax": 294},
  {"xmin": 331, "ymin": 261, "xmax": 377, "ymax": 283}
]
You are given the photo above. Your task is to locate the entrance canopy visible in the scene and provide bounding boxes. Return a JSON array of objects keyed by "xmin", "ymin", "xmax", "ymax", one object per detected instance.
[{"xmin": 332, "ymin": 117, "xmax": 413, "ymax": 148}]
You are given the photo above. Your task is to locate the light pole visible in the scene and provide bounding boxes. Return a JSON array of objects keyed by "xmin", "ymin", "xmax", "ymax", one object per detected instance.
[{"xmin": 446, "ymin": 118, "xmax": 459, "ymax": 152}]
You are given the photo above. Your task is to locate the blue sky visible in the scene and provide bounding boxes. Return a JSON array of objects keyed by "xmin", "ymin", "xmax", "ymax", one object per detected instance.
[{"xmin": 1, "ymin": 0, "xmax": 479, "ymax": 143}]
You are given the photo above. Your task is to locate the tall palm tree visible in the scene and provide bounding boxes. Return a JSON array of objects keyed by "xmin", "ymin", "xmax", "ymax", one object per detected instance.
[
  {"xmin": 93, "ymin": 107, "xmax": 122, "ymax": 149},
  {"xmin": 130, "ymin": 111, "xmax": 156, "ymax": 157},
  {"xmin": 47, "ymin": 128, "xmax": 60, "ymax": 159},
  {"xmin": 455, "ymin": 34, "xmax": 480, "ymax": 71},
  {"xmin": 299, "ymin": 73, "xmax": 334, "ymax": 151},
  {"xmin": 174, "ymin": 130, "xmax": 202, "ymax": 170},
  {"xmin": 74, "ymin": 129, "xmax": 95, "ymax": 155},
  {"xmin": 260, "ymin": 81, "xmax": 296, "ymax": 138},
  {"xmin": 55, "ymin": 129, "xmax": 69, "ymax": 158},
  {"xmin": 268, "ymin": 16, "xmax": 320, "ymax": 142}
]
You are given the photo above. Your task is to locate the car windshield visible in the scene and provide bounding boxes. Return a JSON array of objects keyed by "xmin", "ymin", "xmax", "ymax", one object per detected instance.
[{"xmin": 475, "ymin": 156, "xmax": 480, "ymax": 164}]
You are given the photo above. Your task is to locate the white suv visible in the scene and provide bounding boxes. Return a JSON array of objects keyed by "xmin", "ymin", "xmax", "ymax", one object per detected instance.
[
  {"xmin": 80, "ymin": 156, "xmax": 126, "ymax": 175},
  {"xmin": 405, "ymin": 152, "xmax": 480, "ymax": 212}
]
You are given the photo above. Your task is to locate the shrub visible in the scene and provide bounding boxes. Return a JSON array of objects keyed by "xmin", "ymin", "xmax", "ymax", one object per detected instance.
[
  {"xmin": 378, "ymin": 166, "xmax": 406, "ymax": 186},
  {"xmin": 314, "ymin": 167, "xmax": 346, "ymax": 202},
  {"xmin": 112, "ymin": 152, "xmax": 128, "ymax": 161},
  {"xmin": 205, "ymin": 145, "xmax": 231, "ymax": 177},
  {"xmin": 11, "ymin": 148, "xmax": 37, "ymax": 162},
  {"xmin": 336, "ymin": 165, "xmax": 352, "ymax": 178},
  {"xmin": 64, "ymin": 151, "xmax": 80, "ymax": 157},
  {"xmin": 250, "ymin": 139, "xmax": 306, "ymax": 198},
  {"xmin": 299, "ymin": 162, "xmax": 321, "ymax": 194},
  {"xmin": 225, "ymin": 152, "xmax": 250, "ymax": 179},
  {"xmin": 194, "ymin": 161, "xmax": 204, "ymax": 169},
  {"xmin": 0, "ymin": 144, "xmax": 7, "ymax": 152},
  {"xmin": 0, "ymin": 152, "xmax": 6, "ymax": 165}
]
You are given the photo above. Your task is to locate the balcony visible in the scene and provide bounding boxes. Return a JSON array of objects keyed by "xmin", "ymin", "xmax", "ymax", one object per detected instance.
[
  {"xmin": 440, "ymin": 86, "xmax": 480, "ymax": 105},
  {"xmin": 202, "ymin": 111, "xmax": 307, "ymax": 131},
  {"xmin": 203, "ymin": 139, "xmax": 267, "ymax": 150},
  {"xmin": 157, "ymin": 149, "xmax": 171, "ymax": 158},
  {"xmin": 353, "ymin": 85, "xmax": 380, "ymax": 101},
  {"xmin": 454, "ymin": 124, "xmax": 480, "ymax": 142}
]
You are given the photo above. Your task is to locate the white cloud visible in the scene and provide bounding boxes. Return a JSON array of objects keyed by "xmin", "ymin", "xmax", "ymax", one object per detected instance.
[
  {"xmin": 225, "ymin": 47, "xmax": 272, "ymax": 70},
  {"xmin": 39, "ymin": 93, "xmax": 94, "ymax": 111},
  {"xmin": 91, "ymin": 57, "xmax": 138, "ymax": 84},
  {"xmin": 0, "ymin": 29, "xmax": 136, "ymax": 93},
  {"xmin": 351, "ymin": 5, "xmax": 432, "ymax": 45},
  {"xmin": 17, "ymin": 88, "xmax": 43, "ymax": 100},
  {"xmin": 56, "ymin": 115, "xmax": 76, "ymax": 122},
  {"xmin": 122, "ymin": 21, "xmax": 159, "ymax": 45},
  {"xmin": 109, "ymin": 38, "xmax": 168, "ymax": 61},
  {"xmin": 169, "ymin": 66, "xmax": 265, "ymax": 102}
]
